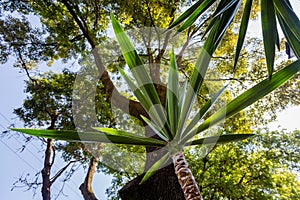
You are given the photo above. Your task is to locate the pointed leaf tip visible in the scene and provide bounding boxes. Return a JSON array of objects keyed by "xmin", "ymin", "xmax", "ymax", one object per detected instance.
[{"xmin": 139, "ymin": 153, "xmax": 170, "ymax": 184}]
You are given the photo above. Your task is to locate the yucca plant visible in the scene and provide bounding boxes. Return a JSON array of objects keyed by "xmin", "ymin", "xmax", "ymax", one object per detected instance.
[{"xmin": 13, "ymin": 0, "xmax": 300, "ymax": 199}]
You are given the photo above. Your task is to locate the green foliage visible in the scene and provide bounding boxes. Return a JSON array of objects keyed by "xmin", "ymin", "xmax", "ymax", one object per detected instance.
[
  {"xmin": 186, "ymin": 59, "xmax": 300, "ymax": 142},
  {"xmin": 14, "ymin": 69, "xmax": 76, "ymax": 129},
  {"xmin": 111, "ymin": 0, "xmax": 185, "ymax": 28},
  {"xmin": 0, "ymin": 15, "xmax": 54, "ymax": 65},
  {"xmin": 1, "ymin": 0, "xmax": 110, "ymax": 60},
  {"xmin": 186, "ymin": 129, "xmax": 300, "ymax": 199},
  {"xmin": 12, "ymin": 128, "xmax": 167, "ymax": 147}
]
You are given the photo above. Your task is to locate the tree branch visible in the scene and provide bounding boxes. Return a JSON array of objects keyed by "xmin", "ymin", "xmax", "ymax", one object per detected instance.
[
  {"xmin": 60, "ymin": 0, "xmax": 147, "ymax": 120},
  {"xmin": 79, "ymin": 156, "xmax": 98, "ymax": 200},
  {"xmin": 16, "ymin": 49, "xmax": 36, "ymax": 83},
  {"xmin": 50, "ymin": 160, "xmax": 76, "ymax": 185}
]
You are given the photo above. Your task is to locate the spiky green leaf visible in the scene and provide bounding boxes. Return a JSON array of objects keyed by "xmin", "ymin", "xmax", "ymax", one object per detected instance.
[
  {"xmin": 177, "ymin": 0, "xmax": 216, "ymax": 33},
  {"xmin": 183, "ymin": 59, "xmax": 300, "ymax": 143},
  {"xmin": 111, "ymin": 14, "xmax": 170, "ymax": 132},
  {"xmin": 176, "ymin": 49, "xmax": 211, "ymax": 140},
  {"xmin": 140, "ymin": 116, "xmax": 169, "ymax": 141},
  {"xmin": 168, "ymin": 0, "xmax": 205, "ymax": 30},
  {"xmin": 274, "ymin": 0, "xmax": 300, "ymax": 41},
  {"xmin": 188, "ymin": 134, "xmax": 254, "ymax": 146},
  {"xmin": 203, "ymin": 0, "xmax": 242, "ymax": 55},
  {"xmin": 140, "ymin": 153, "xmax": 170, "ymax": 184},
  {"xmin": 183, "ymin": 84, "xmax": 228, "ymax": 136},
  {"xmin": 167, "ymin": 50, "xmax": 179, "ymax": 136},
  {"xmin": 110, "ymin": 13, "xmax": 161, "ymax": 106},
  {"xmin": 118, "ymin": 66, "xmax": 151, "ymax": 110},
  {"xmin": 261, "ymin": 0, "xmax": 277, "ymax": 79},
  {"xmin": 234, "ymin": 0, "xmax": 253, "ymax": 70},
  {"xmin": 276, "ymin": 12, "xmax": 300, "ymax": 58},
  {"xmin": 12, "ymin": 128, "xmax": 167, "ymax": 147},
  {"xmin": 210, "ymin": 0, "xmax": 239, "ymax": 21}
]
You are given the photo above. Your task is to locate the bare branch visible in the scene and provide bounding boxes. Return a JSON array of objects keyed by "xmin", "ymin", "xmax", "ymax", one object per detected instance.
[{"xmin": 50, "ymin": 160, "xmax": 77, "ymax": 185}]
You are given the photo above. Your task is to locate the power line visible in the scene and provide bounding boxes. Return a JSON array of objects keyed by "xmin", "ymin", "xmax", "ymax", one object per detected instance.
[
  {"xmin": 0, "ymin": 115, "xmax": 81, "ymax": 199},
  {"xmin": 0, "ymin": 138, "xmax": 39, "ymax": 173},
  {"xmin": 0, "ymin": 137, "xmax": 82, "ymax": 200},
  {"xmin": 0, "ymin": 119, "xmax": 82, "ymax": 200},
  {"xmin": 0, "ymin": 123, "xmax": 7, "ymax": 130},
  {"xmin": 0, "ymin": 111, "xmax": 11, "ymax": 123}
]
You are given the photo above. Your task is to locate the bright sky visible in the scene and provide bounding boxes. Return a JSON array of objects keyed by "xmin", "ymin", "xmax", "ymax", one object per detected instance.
[{"xmin": 0, "ymin": 1, "xmax": 300, "ymax": 200}]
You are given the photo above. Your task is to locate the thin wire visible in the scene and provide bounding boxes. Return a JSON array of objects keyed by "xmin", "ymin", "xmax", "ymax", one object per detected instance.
[
  {"xmin": 0, "ymin": 111, "xmax": 13, "ymax": 126},
  {"xmin": 12, "ymin": 135, "xmax": 45, "ymax": 163},
  {"xmin": 0, "ymin": 138, "xmax": 82, "ymax": 200},
  {"xmin": 0, "ymin": 138, "xmax": 39, "ymax": 173},
  {"xmin": 0, "ymin": 123, "xmax": 7, "ymax": 130},
  {"xmin": 0, "ymin": 136, "xmax": 82, "ymax": 200},
  {"xmin": 0, "ymin": 121, "xmax": 82, "ymax": 200}
]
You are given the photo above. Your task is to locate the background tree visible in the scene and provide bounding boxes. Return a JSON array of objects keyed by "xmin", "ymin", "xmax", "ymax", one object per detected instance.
[
  {"xmin": 13, "ymin": 70, "xmax": 79, "ymax": 199},
  {"xmin": 13, "ymin": 69, "xmax": 113, "ymax": 200},
  {"xmin": 186, "ymin": 129, "xmax": 300, "ymax": 199}
]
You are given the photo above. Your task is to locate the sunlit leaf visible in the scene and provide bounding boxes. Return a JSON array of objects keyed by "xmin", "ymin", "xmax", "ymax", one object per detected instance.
[
  {"xmin": 203, "ymin": 0, "xmax": 242, "ymax": 55},
  {"xmin": 234, "ymin": 0, "xmax": 253, "ymax": 70},
  {"xmin": 277, "ymin": 12, "xmax": 300, "ymax": 58},
  {"xmin": 166, "ymin": 50, "xmax": 179, "ymax": 136},
  {"xmin": 117, "ymin": 66, "xmax": 151, "ymax": 110},
  {"xmin": 176, "ymin": 49, "xmax": 211, "ymax": 139},
  {"xmin": 110, "ymin": 13, "xmax": 161, "ymax": 106},
  {"xmin": 274, "ymin": 0, "xmax": 300, "ymax": 41},
  {"xmin": 168, "ymin": 0, "xmax": 205, "ymax": 30},
  {"xmin": 140, "ymin": 116, "xmax": 169, "ymax": 141},
  {"xmin": 12, "ymin": 128, "xmax": 167, "ymax": 147},
  {"xmin": 210, "ymin": 0, "xmax": 239, "ymax": 21},
  {"xmin": 111, "ymin": 14, "xmax": 169, "ymax": 133},
  {"xmin": 188, "ymin": 134, "xmax": 254, "ymax": 146},
  {"xmin": 177, "ymin": 0, "xmax": 216, "ymax": 33},
  {"xmin": 140, "ymin": 152, "xmax": 170, "ymax": 184},
  {"xmin": 261, "ymin": 0, "xmax": 277, "ymax": 79}
]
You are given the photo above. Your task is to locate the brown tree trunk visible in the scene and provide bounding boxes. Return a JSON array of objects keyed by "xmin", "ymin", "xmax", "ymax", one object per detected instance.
[
  {"xmin": 41, "ymin": 112, "xmax": 58, "ymax": 200},
  {"xmin": 79, "ymin": 156, "xmax": 98, "ymax": 200},
  {"xmin": 119, "ymin": 163, "xmax": 185, "ymax": 200},
  {"xmin": 41, "ymin": 138, "xmax": 53, "ymax": 200},
  {"xmin": 119, "ymin": 127, "xmax": 185, "ymax": 200},
  {"xmin": 173, "ymin": 151, "xmax": 202, "ymax": 200}
]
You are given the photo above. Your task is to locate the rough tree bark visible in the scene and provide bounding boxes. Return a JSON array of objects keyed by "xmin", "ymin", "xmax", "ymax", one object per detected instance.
[
  {"xmin": 119, "ymin": 163, "xmax": 185, "ymax": 200},
  {"xmin": 41, "ymin": 138, "xmax": 53, "ymax": 200},
  {"xmin": 173, "ymin": 151, "xmax": 202, "ymax": 200},
  {"xmin": 79, "ymin": 156, "xmax": 99, "ymax": 200},
  {"xmin": 41, "ymin": 113, "xmax": 58, "ymax": 200},
  {"xmin": 119, "ymin": 127, "xmax": 185, "ymax": 200}
]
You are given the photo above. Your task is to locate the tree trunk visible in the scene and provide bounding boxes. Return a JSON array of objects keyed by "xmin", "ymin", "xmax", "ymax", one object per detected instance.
[
  {"xmin": 41, "ymin": 112, "xmax": 58, "ymax": 200},
  {"xmin": 119, "ymin": 127, "xmax": 185, "ymax": 200},
  {"xmin": 79, "ymin": 156, "xmax": 98, "ymax": 200},
  {"xmin": 172, "ymin": 151, "xmax": 202, "ymax": 200},
  {"xmin": 41, "ymin": 138, "xmax": 53, "ymax": 200},
  {"xmin": 119, "ymin": 163, "xmax": 185, "ymax": 200}
]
